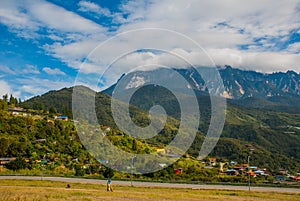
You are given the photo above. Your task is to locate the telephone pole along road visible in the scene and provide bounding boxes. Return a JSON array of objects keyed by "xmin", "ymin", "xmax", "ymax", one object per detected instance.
[{"xmin": 0, "ymin": 176, "xmax": 299, "ymax": 193}]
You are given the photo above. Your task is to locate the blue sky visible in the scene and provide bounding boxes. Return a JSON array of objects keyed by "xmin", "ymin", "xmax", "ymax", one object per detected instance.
[{"xmin": 0, "ymin": 0, "xmax": 300, "ymax": 99}]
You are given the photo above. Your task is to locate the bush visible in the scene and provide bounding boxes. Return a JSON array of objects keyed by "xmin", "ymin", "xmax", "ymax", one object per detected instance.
[{"xmin": 5, "ymin": 157, "xmax": 27, "ymax": 171}]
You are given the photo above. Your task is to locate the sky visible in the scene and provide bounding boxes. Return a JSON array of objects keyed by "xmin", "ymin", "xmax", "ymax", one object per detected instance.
[{"xmin": 0, "ymin": 0, "xmax": 300, "ymax": 100}]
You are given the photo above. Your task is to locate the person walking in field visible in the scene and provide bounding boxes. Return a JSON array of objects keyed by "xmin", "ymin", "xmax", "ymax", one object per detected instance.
[{"xmin": 107, "ymin": 179, "xmax": 113, "ymax": 192}]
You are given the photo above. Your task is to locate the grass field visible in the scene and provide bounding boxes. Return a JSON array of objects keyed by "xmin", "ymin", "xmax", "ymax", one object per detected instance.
[{"xmin": 0, "ymin": 180, "xmax": 299, "ymax": 201}]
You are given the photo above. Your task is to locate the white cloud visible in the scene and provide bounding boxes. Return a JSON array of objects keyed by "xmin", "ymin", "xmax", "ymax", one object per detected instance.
[
  {"xmin": 42, "ymin": 67, "xmax": 66, "ymax": 75},
  {"xmin": 22, "ymin": 64, "xmax": 40, "ymax": 74},
  {"xmin": 117, "ymin": 0, "xmax": 300, "ymax": 45},
  {"xmin": 78, "ymin": 1, "xmax": 111, "ymax": 17},
  {"xmin": 28, "ymin": 0, "xmax": 105, "ymax": 34},
  {"xmin": 0, "ymin": 0, "xmax": 107, "ymax": 40},
  {"xmin": 0, "ymin": 1, "xmax": 40, "ymax": 38},
  {"xmin": 105, "ymin": 48, "xmax": 300, "ymax": 74},
  {"xmin": 48, "ymin": 34, "xmax": 64, "ymax": 42},
  {"xmin": 17, "ymin": 77, "xmax": 73, "ymax": 99},
  {"xmin": 43, "ymin": 39, "xmax": 102, "ymax": 72},
  {"xmin": 0, "ymin": 80, "xmax": 12, "ymax": 97},
  {"xmin": 44, "ymin": 0, "xmax": 300, "ymax": 77},
  {"xmin": 206, "ymin": 49, "xmax": 300, "ymax": 73},
  {"xmin": 0, "ymin": 1, "xmax": 29, "ymax": 28},
  {"xmin": 77, "ymin": 1, "xmax": 129, "ymax": 24},
  {"xmin": 286, "ymin": 42, "xmax": 300, "ymax": 53},
  {"xmin": 0, "ymin": 65, "xmax": 15, "ymax": 75},
  {"xmin": 20, "ymin": 85, "xmax": 45, "ymax": 96},
  {"xmin": 2, "ymin": 0, "xmax": 300, "ymax": 94}
]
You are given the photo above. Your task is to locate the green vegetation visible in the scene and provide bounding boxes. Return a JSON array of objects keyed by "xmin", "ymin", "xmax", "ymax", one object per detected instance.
[
  {"xmin": 25, "ymin": 87, "xmax": 300, "ymax": 172},
  {"xmin": 0, "ymin": 100, "xmax": 242, "ymax": 182},
  {"xmin": 1, "ymin": 86, "xmax": 300, "ymax": 182}
]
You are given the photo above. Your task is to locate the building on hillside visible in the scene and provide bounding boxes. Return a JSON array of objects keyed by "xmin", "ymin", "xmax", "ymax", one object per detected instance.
[
  {"xmin": 174, "ymin": 168, "xmax": 183, "ymax": 175},
  {"xmin": 219, "ymin": 162, "xmax": 227, "ymax": 172},
  {"xmin": 7, "ymin": 108, "xmax": 30, "ymax": 116},
  {"xmin": 242, "ymin": 163, "xmax": 249, "ymax": 168},
  {"xmin": 249, "ymin": 166, "xmax": 257, "ymax": 170},
  {"xmin": 230, "ymin": 161, "xmax": 237, "ymax": 165},
  {"xmin": 0, "ymin": 157, "xmax": 16, "ymax": 165},
  {"xmin": 226, "ymin": 169, "xmax": 239, "ymax": 175},
  {"xmin": 156, "ymin": 148, "xmax": 166, "ymax": 154},
  {"xmin": 254, "ymin": 170, "xmax": 265, "ymax": 175},
  {"xmin": 246, "ymin": 171, "xmax": 256, "ymax": 177},
  {"xmin": 36, "ymin": 139, "xmax": 46, "ymax": 143},
  {"xmin": 275, "ymin": 175, "xmax": 285, "ymax": 181},
  {"xmin": 56, "ymin": 116, "xmax": 68, "ymax": 121},
  {"xmin": 279, "ymin": 169, "xmax": 288, "ymax": 175},
  {"xmin": 159, "ymin": 163, "xmax": 167, "ymax": 168},
  {"xmin": 209, "ymin": 157, "xmax": 217, "ymax": 166},
  {"xmin": 292, "ymin": 176, "xmax": 300, "ymax": 182}
]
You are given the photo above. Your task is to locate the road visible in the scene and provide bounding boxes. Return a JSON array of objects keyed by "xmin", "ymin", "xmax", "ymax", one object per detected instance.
[{"xmin": 0, "ymin": 176, "xmax": 299, "ymax": 193}]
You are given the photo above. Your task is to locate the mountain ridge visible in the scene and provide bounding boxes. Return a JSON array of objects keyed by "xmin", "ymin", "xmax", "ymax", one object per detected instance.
[
  {"xmin": 103, "ymin": 65, "xmax": 300, "ymax": 99},
  {"xmin": 102, "ymin": 66, "xmax": 300, "ymax": 113}
]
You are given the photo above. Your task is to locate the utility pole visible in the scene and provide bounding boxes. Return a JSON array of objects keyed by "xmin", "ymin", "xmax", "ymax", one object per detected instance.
[
  {"xmin": 130, "ymin": 155, "xmax": 136, "ymax": 187},
  {"xmin": 248, "ymin": 148, "xmax": 254, "ymax": 191},
  {"xmin": 248, "ymin": 155, "xmax": 250, "ymax": 191}
]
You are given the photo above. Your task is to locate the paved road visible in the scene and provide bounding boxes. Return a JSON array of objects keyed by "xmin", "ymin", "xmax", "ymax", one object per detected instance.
[{"xmin": 0, "ymin": 176, "xmax": 299, "ymax": 193}]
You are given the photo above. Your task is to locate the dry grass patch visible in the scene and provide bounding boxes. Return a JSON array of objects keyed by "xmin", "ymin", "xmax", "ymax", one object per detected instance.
[{"xmin": 0, "ymin": 180, "xmax": 299, "ymax": 201}]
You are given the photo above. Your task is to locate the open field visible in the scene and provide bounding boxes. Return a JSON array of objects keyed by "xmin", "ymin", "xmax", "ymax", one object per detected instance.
[{"xmin": 0, "ymin": 179, "xmax": 299, "ymax": 201}]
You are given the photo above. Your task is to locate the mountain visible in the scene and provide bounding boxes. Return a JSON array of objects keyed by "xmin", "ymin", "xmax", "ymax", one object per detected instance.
[
  {"xmin": 103, "ymin": 66, "xmax": 300, "ymax": 113},
  {"xmin": 105, "ymin": 66, "xmax": 300, "ymax": 98},
  {"xmin": 219, "ymin": 66, "xmax": 300, "ymax": 98}
]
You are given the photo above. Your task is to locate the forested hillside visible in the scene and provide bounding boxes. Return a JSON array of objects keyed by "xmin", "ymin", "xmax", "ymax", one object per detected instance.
[
  {"xmin": 22, "ymin": 86, "xmax": 300, "ymax": 173},
  {"xmin": 0, "ymin": 98, "xmax": 238, "ymax": 182}
]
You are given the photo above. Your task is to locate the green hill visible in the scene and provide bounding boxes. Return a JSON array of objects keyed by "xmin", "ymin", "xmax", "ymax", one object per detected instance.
[{"xmin": 21, "ymin": 86, "xmax": 300, "ymax": 173}]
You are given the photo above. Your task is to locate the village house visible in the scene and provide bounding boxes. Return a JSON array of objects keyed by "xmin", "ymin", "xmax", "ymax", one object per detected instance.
[
  {"xmin": 0, "ymin": 157, "xmax": 16, "ymax": 166},
  {"xmin": 7, "ymin": 107, "xmax": 30, "ymax": 116},
  {"xmin": 35, "ymin": 139, "xmax": 46, "ymax": 143},
  {"xmin": 156, "ymin": 148, "xmax": 166, "ymax": 154},
  {"xmin": 208, "ymin": 157, "xmax": 217, "ymax": 166},
  {"xmin": 226, "ymin": 169, "xmax": 239, "ymax": 175},
  {"xmin": 275, "ymin": 175, "xmax": 285, "ymax": 181},
  {"xmin": 174, "ymin": 167, "xmax": 183, "ymax": 175},
  {"xmin": 55, "ymin": 116, "xmax": 68, "ymax": 121}
]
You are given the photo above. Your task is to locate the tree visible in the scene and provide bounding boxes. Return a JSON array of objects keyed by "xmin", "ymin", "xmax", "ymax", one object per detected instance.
[
  {"xmin": 103, "ymin": 167, "xmax": 115, "ymax": 178},
  {"xmin": 0, "ymin": 99, "xmax": 8, "ymax": 110},
  {"xmin": 5, "ymin": 157, "xmax": 26, "ymax": 170},
  {"xmin": 0, "ymin": 137, "xmax": 10, "ymax": 157},
  {"xmin": 33, "ymin": 101, "xmax": 44, "ymax": 110},
  {"xmin": 75, "ymin": 165, "xmax": 85, "ymax": 176},
  {"xmin": 2, "ymin": 94, "xmax": 8, "ymax": 102},
  {"xmin": 49, "ymin": 106, "xmax": 57, "ymax": 114},
  {"xmin": 9, "ymin": 94, "xmax": 18, "ymax": 105},
  {"xmin": 22, "ymin": 102, "xmax": 30, "ymax": 109},
  {"xmin": 132, "ymin": 139, "xmax": 137, "ymax": 151}
]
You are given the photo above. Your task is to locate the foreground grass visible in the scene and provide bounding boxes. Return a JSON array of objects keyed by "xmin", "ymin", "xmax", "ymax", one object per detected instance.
[{"xmin": 0, "ymin": 180, "xmax": 299, "ymax": 201}]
